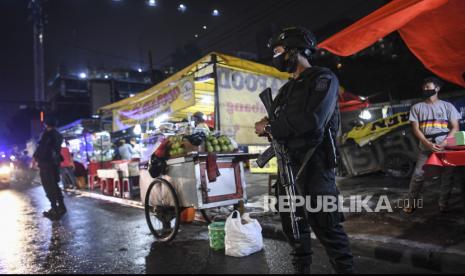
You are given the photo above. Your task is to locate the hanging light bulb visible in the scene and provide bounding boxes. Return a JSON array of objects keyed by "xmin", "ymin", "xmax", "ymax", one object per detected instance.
[{"xmin": 359, "ymin": 110, "xmax": 372, "ymax": 120}]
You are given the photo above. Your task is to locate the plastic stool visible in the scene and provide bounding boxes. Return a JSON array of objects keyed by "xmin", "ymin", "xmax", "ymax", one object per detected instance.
[
  {"xmin": 122, "ymin": 178, "xmax": 131, "ymax": 199},
  {"xmin": 89, "ymin": 174, "xmax": 100, "ymax": 190},
  {"xmin": 100, "ymin": 178, "xmax": 108, "ymax": 194},
  {"xmin": 105, "ymin": 178, "xmax": 115, "ymax": 195},
  {"xmin": 113, "ymin": 178, "xmax": 122, "ymax": 198}
]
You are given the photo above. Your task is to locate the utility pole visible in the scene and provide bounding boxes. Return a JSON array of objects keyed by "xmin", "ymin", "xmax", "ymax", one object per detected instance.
[{"xmin": 28, "ymin": 0, "xmax": 46, "ymax": 109}]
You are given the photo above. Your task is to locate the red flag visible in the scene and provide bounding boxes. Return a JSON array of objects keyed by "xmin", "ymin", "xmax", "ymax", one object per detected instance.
[{"xmin": 318, "ymin": 0, "xmax": 465, "ymax": 87}]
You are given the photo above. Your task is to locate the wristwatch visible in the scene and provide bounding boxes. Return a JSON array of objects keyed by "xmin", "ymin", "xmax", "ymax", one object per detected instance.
[{"xmin": 263, "ymin": 123, "xmax": 272, "ymax": 134}]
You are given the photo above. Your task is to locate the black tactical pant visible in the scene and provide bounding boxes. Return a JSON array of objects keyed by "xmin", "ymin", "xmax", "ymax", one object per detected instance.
[
  {"xmin": 39, "ymin": 163, "xmax": 64, "ymax": 209},
  {"xmin": 275, "ymin": 149, "xmax": 353, "ymax": 274}
]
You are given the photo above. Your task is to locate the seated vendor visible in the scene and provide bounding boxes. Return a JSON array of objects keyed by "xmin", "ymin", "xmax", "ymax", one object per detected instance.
[{"xmin": 192, "ymin": 111, "xmax": 211, "ymax": 135}]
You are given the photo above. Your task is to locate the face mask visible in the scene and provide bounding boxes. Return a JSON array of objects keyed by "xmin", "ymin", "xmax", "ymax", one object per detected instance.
[
  {"xmin": 272, "ymin": 51, "xmax": 298, "ymax": 73},
  {"xmin": 422, "ymin": 89, "xmax": 437, "ymax": 99}
]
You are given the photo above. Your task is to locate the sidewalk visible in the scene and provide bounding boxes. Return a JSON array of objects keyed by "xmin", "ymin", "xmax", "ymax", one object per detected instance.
[{"xmin": 249, "ymin": 172, "xmax": 465, "ymax": 273}]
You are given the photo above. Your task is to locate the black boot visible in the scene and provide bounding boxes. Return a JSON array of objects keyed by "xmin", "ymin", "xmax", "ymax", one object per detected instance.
[
  {"xmin": 293, "ymin": 262, "xmax": 311, "ymax": 274},
  {"xmin": 42, "ymin": 208, "xmax": 60, "ymax": 220},
  {"xmin": 331, "ymin": 260, "xmax": 354, "ymax": 274},
  {"xmin": 292, "ymin": 255, "xmax": 312, "ymax": 274},
  {"xmin": 57, "ymin": 200, "xmax": 67, "ymax": 217}
]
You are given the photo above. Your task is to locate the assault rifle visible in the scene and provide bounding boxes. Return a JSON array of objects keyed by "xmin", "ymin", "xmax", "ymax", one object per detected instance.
[{"xmin": 256, "ymin": 88, "xmax": 302, "ymax": 240}]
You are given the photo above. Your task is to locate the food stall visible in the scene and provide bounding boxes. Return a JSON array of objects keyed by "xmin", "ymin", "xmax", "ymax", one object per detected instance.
[
  {"xmin": 58, "ymin": 119, "xmax": 104, "ymax": 166},
  {"xmin": 96, "ymin": 52, "xmax": 290, "ymax": 189},
  {"xmin": 99, "ymin": 52, "xmax": 289, "ymax": 143},
  {"xmin": 58, "ymin": 119, "xmax": 114, "ymax": 189}
]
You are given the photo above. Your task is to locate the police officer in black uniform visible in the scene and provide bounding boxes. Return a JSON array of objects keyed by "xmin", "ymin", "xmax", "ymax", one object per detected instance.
[
  {"xmin": 33, "ymin": 116, "xmax": 67, "ymax": 220},
  {"xmin": 254, "ymin": 27, "xmax": 353, "ymax": 274}
]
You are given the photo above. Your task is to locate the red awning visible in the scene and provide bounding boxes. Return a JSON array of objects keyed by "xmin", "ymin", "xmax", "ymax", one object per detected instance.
[{"xmin": 318, "ymin": 0, "xmax": 465, "ymax": 87}]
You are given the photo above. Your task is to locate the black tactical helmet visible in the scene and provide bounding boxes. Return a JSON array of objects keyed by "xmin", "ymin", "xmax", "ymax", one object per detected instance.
[{"xmin": 268, "ymin": 26, "xmax": 317, "ymax": 57}]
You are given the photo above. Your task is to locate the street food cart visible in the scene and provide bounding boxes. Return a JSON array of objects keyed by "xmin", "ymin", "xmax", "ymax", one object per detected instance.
[
  {"xmin": 140, "ymin": 151, "xmax": 258, "ymax": 242},
  {"xmin": 96, "ymin": 53, "xmax": 290, "ymax": 240}
]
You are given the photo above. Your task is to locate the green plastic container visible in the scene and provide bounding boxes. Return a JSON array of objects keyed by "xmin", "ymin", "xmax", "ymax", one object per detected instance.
[
  {"xmin": 208, "ymin": 221, "xmax": 225, "ymax": 251},
  {"xmin": 455, "ymin": 131, "xmax": 465, "ymax": 146}
]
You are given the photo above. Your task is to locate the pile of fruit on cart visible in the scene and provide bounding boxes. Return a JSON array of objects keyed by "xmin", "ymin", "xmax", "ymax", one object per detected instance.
[
  {"xmin": 163, "ymin": 133, "xmax": 237, "ymax": 159},
  {"xmin": 205, "ymin": 134, "xmax": 235, "ymax": 153}
]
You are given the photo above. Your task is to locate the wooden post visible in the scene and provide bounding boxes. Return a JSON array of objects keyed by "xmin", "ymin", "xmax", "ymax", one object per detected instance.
[{"xmin": 212, "ymin": 54, "xmax": 221, "ymax": 131}]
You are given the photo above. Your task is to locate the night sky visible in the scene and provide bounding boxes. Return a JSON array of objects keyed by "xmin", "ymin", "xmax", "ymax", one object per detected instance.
[{"xmin": 0, "ymin": 0, "xmax": 388, "ymax": 146}]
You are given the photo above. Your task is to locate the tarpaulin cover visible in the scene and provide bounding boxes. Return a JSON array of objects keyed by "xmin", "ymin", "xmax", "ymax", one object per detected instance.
[
  {"xmin": 318, "ymin": 0, "xmax": 465, "ymax": 87},
  {"xmin": 339, "ymin": 89, "xmax": 369, "ymax": 112}
]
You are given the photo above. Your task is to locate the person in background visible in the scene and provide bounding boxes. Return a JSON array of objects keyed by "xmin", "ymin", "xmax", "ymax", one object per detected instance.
[
  {"xmin": 72, "ymin": 155, "xmax": 87, "ymax": 189},
  {"xmin": 33, "ymin": 116, "xmax": 66, "ymax": 220},
  {"xmin": 16, "ymin": 150, "xmax": 32, "ymax": 183},
  {"xmin": 118, "ymin": 139, "xmax": 134, "ymax": 160},
  {"xmin": 192, "ymin": 111, "xmax": 211, "ymax": 135},
  {"xmin": 60, "ymin": 141, "xmax": 76, "ymax": 189},
  {"xmin": 129, "ymin": 137, "xmax": 141, "ymax": 159},
  {"xmin": 19, "ymin": 150, "xmax": 31, "ymax": 168},
  {"xmin": 404, "ymin": 77, "xmax": 461, "ymax": 214},
  {"xmin": 112, "ymin": 142, "xmax": 121, "ymax": 160}
]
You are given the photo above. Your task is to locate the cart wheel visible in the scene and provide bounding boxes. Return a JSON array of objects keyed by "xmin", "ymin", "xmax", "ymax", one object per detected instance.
[{"xmin": 144, "ymin": 178, "xmax": 180, "ymax": 242}]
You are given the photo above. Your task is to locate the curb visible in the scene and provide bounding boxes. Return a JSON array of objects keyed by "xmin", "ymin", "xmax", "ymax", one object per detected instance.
[
  {"xmin": 65, "ymin": 188, "xmax": 144, "ymax": 209},
  {"xmin": 258, "ymin": 218, "xmax": 465, "ymax": 274}
]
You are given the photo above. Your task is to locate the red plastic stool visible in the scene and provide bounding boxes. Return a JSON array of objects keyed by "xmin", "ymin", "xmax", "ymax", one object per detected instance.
[
  {"xmin": 105, "ymin": 178, "xmax": 115, "ymax": 195},
  {"xmin": 113, "ymin": 178, "xmax": 123, "ymax": 198},
  {"xmin": 122, "ymin": 178, "xmax": 131, "ymax": 199},
  {"xmin": 99, "ymin": 178, "xmax": 108, "ymax": 194},
  {"xmin": 88, "ymin": 174, "xmax": 100, "ymax": 190}
]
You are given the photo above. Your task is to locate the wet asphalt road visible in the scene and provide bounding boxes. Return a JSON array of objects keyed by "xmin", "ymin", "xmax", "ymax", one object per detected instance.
[{"xmin": 0, "ymin": 182, "xmax": 436, "ymax": 274}]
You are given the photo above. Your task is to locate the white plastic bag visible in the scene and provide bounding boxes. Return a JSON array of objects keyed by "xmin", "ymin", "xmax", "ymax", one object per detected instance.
[{"xmin": 224, "ymin": 210, "xmax": 263, "ymax": 257}]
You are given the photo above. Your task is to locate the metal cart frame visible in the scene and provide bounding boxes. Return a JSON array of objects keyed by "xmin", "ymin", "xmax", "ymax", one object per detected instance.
[{"xmin": 143, "ymin": 152, "xmax": 258, "ymax": 242}]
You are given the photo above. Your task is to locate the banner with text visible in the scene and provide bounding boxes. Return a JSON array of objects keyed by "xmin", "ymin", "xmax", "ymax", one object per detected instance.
[
  {"xmin": 217, "ymin": 66, "xmax": 287, "ymax": 144},
  {"xmin": 113, "ymin": 76, "xmax": 195, "ymax": 131}
]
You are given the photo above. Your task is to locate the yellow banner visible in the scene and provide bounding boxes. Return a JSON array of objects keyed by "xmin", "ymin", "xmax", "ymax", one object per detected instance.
[
  {"xmin": 217, "ymin": 66, "xmax": 287, "ymax": 145},
  {"xmin": 113, "ymin": 76, "xmax": 195, "ymax": 131},
  {"xmin": 344, "ymin": 112, "xmax": 410, "ymax": 146},
  {"xmin": 248, "ymin": 145, "xmax": 278, "ymax": 174}
]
